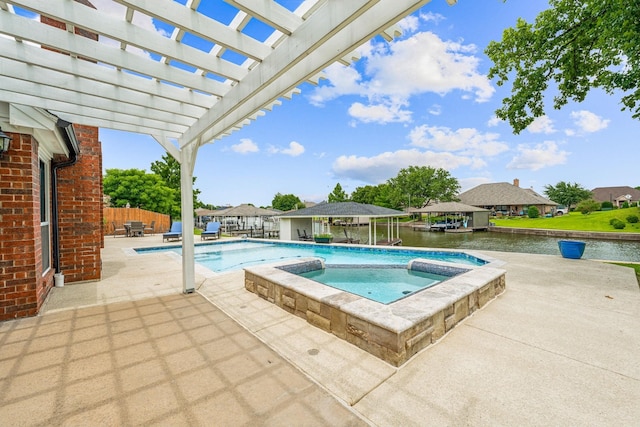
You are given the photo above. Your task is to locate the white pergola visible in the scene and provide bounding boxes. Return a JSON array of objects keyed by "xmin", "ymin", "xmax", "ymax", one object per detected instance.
[{"xmin": 0, "ymin": 0, "xmax": 457, "ymax": 293}]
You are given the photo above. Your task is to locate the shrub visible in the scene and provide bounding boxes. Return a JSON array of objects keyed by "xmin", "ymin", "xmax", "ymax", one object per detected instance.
[
  {"xmin": 576, "ymin": 199, "xmax": 600, "ymax": 214},
  {"xmin": 627, "ymin": 215, "xmax": 639, "ymax": 224},
  {"xmin": 609, "ymin": 218, "xmax": 618, "ymax": 225},
  {"xmin": 601, "ymin": 201, "xmax": 613, "ymax": 210},
  {"xmin": 622, "ymin": 201, "xmax": 630, "ymax": 209},
  {"xmin": 527, "ymin": 206, "xmax": 539, "ymax": 218},
  {"xmin": 611, "ymin": 219, "xmax": 626, "ymax": 229}
]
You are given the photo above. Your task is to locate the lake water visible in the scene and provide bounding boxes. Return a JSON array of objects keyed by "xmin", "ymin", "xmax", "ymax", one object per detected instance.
[{"xmin": 354, "ymin": 227, "xmax": 640, "ymax": 262}]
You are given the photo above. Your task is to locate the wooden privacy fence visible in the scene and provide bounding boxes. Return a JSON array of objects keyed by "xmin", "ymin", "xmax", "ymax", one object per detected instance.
[{"xmin": 104, "ymin": 207, "xmax": 171, "ymax": 234}]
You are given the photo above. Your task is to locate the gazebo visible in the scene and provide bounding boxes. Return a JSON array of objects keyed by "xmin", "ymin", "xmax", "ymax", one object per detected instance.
[
  {"xmin": 212, "ymin": 204, "xmax": 280, "ymax": 234},
  {"xmin": 277, "ymin": 202, "xmax": 407, "ymax": 245},
  {"xmin": 411, "ymin": 201, "xmax": 491, "ymax": 231},
  {"xmin": 0, "ymin": 0, "xmax": 459, "ymax": 303}
]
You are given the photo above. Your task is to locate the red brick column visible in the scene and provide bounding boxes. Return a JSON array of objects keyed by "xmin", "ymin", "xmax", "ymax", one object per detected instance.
[
  {"xmin": 55, "ymin": 125, "xmax": 102, "ymax": 283},
  {"xmin": 0, "ymin": 133, "xmax": 52, "ymax": 320}
]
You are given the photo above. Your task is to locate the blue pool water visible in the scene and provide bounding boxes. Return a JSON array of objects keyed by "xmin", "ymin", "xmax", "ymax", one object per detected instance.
[
  {"xmin": 299, "ymin": 265, "xmax": 447, "ymax": 304},
  {"xmin": 136, "ymin": 240, "xmax": 487, "ymax": 273}
]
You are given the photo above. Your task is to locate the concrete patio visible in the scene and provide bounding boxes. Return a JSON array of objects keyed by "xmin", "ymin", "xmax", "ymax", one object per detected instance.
[{"xmin": 1, "ymin": 234, "xmax": 639, "ymax": 426}]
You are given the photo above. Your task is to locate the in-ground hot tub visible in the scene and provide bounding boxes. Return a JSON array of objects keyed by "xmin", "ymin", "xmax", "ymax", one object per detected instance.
[{"xmin": 244, "ymin": 258, "xmax": 506, "ymax": 366}]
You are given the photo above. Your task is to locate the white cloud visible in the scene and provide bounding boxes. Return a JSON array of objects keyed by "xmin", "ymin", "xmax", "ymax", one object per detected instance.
[
  {"xmin": 408, "ymin": 125, "xmax": 509, "ymax": 157},
  {"xmin": 507, "ymin": 141, "xmax": 568, "ymax": 171},
  {"xmin": 348, "ymin": 101, "xmax": 412, "ymax": 124},
  {"xmin": 487, "ymin": 115, "xmax": 501, "ymax": 127},
  {"xmin": 269, "ymin": 141, "xmax": 305, "ymax": 157},
  {"xmin": 419, "ymin": 11, "xmax": 445, "ymax": 24},
  {"xmin": 459, "ymin": 176, "xmax": 492, "ymax": 192},
  {"xmin": 308, "ymin": 64, "xmax": 364, "ymax": 106},
  {"xmin": 231, "ymin": 138, "xmax": 259, "ymax": 154},
  {"xmin": 365, "ymin": 32, "xmax": 493, "ymax": 101},
  {"xmin": 526, "ymin": 115, "xmax": 555, "ymax": 134},
  {"xmin": 309, "ymin": 30, "xmax": 495, "ymax": 124},
  {"xmin": 428, "ymin": 104, "xmax": 442, "ymax": 116},
  {"xmin": 332, "ymin": 149, "xmax": 477, "ymax": 184},
  {"xmin": 570, "ymin": 110, "xmax": 610, "ymax": 133}
]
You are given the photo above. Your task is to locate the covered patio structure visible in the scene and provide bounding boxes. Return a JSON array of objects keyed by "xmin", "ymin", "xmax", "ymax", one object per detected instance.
[
  {"xmin": 0, "ymin": 0, "xmax": 458, "ymax": 299},
  {"xmin": 411, "ymin": 201, "xmax": 491, "ymax": 231},
  {"xmin": 211, "ymin": 204, "xmax": 280, "ymax": 236},
  {"xmin": 277, "ymin": 201, "xmax": 407, "ymax": 245}
]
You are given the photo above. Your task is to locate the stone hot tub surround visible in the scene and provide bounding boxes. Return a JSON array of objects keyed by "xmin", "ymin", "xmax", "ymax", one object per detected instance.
[{"xmin": 244, "ymin": 258, "xmax": 506, "ymax": 366}]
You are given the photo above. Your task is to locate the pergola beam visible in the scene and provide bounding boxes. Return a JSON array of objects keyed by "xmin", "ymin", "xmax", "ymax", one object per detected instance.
[
  {"xmin": 1, "ymin": 11, "xmax": 231, "ymax": 96},
  {"xmin": 0, "ymin": 39, "xmax": 215, "ymax": 110},
  {"xmin": 114, "ymin": 0, "xmax": 273, "ymax": 61},
  {"xmin": 226, "ymin": 0, "xmax": 304, "ymax": 35},
  {"xmin": 0, "ymin": 74, "xmax": 197, "ymax": 127},
  {"xmin": 11, "ymin": 0, "xmax": 249, "ymax": 82}
]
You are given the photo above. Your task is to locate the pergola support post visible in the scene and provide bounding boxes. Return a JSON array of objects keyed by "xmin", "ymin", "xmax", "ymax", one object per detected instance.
[{"xmin": 180, "ymin": 144, "xmax": 198, "ymax": 294}]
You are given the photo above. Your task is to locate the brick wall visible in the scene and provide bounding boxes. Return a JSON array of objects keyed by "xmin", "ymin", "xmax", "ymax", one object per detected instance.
[
  {"xmin": 56, "ymin": 124, "xmax": 102, "ymax": 283},
  {"xmin": 0, "ymin": 133, "xmax": 53, "ymax": 320}
]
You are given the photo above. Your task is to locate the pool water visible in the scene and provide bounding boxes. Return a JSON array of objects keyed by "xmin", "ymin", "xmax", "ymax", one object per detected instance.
[
  {"xmin": 137, "ymin": 240, "xmax": 487, "ymax": 273},
  {"xmin": 299, "ymin": 265, "xmax": 448, "ymax": 304}
]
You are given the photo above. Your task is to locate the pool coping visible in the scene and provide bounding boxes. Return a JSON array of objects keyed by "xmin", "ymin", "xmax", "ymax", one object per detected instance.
[{"xmin": 244, "ymin": 257, "xmax": 506, "ymax": 366}]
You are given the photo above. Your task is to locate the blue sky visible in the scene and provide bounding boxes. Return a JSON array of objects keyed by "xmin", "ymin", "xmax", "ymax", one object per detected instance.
[{"xmin": 96, "ymin": 0, "xmax": 640, "ymax": 208}]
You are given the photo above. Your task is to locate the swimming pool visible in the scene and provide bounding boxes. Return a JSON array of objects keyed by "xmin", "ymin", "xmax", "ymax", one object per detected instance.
[{"xmin": 136, "ymin": 240, "xmax": 488, "ymax": 273}]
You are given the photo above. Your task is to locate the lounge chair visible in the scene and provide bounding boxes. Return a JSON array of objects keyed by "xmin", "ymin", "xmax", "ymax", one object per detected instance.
[
  {"xmin": 297, "ymin": 229, "xmax": 313, "ymax": 241},
  {"xmin": 129, "ymin": 221, "xmax": 144, "ymax": 237},
  {"xmin": 201, "ymin": 221, "xmax": 220, "ymax": 240},
  {"xmin": 163, "ymin": 222, "xmax": 182, "ymax": 242}
]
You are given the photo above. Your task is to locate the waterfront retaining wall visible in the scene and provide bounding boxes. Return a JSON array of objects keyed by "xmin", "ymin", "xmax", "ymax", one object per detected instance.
[{"xmin": 489, "ymin": 226, "xmax": 640, "ymax": 241}]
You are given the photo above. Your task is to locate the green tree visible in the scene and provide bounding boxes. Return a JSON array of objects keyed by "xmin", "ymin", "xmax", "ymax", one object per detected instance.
[
  {"xmin": 486, "ymin": 0, "xmax": 640, "ymax": 133},
  {"xmin": 272, "ymin": 193, "xmax": 304, "ymax": 211},
  {"xmin": 575, "ymin": 199, "xmax": 600, "ymax": 215},
  {"xmin": 351, "ymin": 185, "xmax": 381, "ymax": 205},
  {"xmin": 387, "ymin": 166, "xmax": 460, "ymax": 209},
  {"xmin": 373, "ymin": 183, "xmax": 395, "ymax": 209},
  {"xmin": 150, "ymin": 153, "xmax": 203, "ymax": 213},
  {"xmin": 328, "ymin": 183, "xmax": 349, "ymax": 203},
  {"xmin": 543, "ymin": 181, "xmax": 592, "ymax": 212},
  {"xmin": 103, "ymin": 169, "xmax": 177, "ymax": 216}
]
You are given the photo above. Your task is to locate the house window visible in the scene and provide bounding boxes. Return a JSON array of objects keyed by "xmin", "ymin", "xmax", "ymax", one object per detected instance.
[{"xmin": 40, "ymin": 160, "xmax": 51, "ymax": 273}]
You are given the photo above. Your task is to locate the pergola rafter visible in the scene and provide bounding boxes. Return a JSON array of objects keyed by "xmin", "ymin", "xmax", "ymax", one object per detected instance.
[{"xmin": 0, "ymin": 0, "xmax": 458, "ymax": 293}]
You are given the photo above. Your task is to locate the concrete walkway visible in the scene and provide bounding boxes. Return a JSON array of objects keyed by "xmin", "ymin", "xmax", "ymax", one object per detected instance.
[{"xmin": 2, "ymin": 234, "xmax": 639, "ymax": 426}]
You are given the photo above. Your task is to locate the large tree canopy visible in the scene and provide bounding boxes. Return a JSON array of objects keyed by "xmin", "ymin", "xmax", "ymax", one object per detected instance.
[
  {"xmin": 327, "ymin": 183, "xmax": 349, "ymax": 203},
  {"xmin": 351, "ymin": 185, "xmax": 381, "ymax": 205},
  {"xmin": 387, "ymin": 166, "xmax": 460, "ymax": 209},
  {"xmin": 486, "ymin": 0, "xmax": 640, "ymax": 133},
  {"xmin": 543, "ymin": 181, "xmax": 592, "ymax": 212},
  {"xmin": 103, "ymin": 169, "xmax": 177, "ymax": 216},
  {"xmin": 271, "ymin": 193, "xmax": 304, "ymax": 211}
]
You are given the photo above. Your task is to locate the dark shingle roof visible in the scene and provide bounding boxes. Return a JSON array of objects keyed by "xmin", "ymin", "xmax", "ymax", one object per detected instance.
[
  {"xmin": 459, "ymin": 182, "xmax": 556, "ymax": 206},
  {"xmin": 277, "ymin": 202, "xmax": 406, "ymax": 218},
  {"xmin": 412, "ymin": 202, "xmax": 490, "ymax": 213}
]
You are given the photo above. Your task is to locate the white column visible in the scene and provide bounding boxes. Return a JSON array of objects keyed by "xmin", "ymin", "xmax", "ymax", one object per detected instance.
[{"xmin": 180, "ymin": 144, "xmax": 197, "ymax": 294}]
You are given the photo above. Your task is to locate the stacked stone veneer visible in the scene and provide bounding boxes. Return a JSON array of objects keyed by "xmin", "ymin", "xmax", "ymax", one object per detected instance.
[{"xmin": 245, "ymin": 258, "xmax": 506, "ymax": 366}]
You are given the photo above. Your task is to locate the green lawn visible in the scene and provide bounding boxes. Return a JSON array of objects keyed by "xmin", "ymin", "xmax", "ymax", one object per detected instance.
[{"xmin": 492, "ymin": 208, "xmax": 640, "ymax": 233}]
